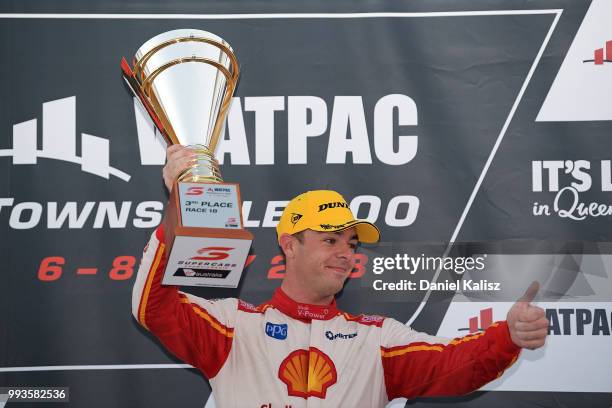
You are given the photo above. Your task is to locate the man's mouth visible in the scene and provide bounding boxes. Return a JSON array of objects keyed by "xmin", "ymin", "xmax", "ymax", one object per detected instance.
[{"xmin": 326, "ymin": 265, "xmax": 349, "ymax": 274}]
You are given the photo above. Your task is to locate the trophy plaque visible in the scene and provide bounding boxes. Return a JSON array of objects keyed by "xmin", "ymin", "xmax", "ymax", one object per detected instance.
[{"xmin": 122, "ymin": 29, "xmax": 253, "ymax": 288}]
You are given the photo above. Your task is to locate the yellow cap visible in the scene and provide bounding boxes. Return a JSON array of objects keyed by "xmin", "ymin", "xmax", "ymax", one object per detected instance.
[{"xmin": 276, "ymin": 190, "xmax": 380, "ymax": 244}]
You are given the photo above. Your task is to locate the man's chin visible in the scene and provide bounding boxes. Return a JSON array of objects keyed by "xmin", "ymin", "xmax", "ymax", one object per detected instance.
[{"xmin": 330, "ymin": 276, "xmax": 350, "ymax": 294}]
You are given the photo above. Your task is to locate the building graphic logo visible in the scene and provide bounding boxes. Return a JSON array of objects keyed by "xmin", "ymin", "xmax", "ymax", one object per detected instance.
[
  {"xmin": 583, "ymin": 40, "xmax": 612, "ymax": 65},
  {"xmin": 458, "ymin": 307, "xmax": 493, "ymax": 333},
  {"xmin": 0, "ymin": 96, "xmax": 130, "ymax": 181}
]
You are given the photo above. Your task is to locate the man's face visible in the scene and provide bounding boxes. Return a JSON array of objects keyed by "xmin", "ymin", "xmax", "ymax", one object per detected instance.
[{"xmin": 288, "ymin": 228, "xmax": 359, "ymax": 298}]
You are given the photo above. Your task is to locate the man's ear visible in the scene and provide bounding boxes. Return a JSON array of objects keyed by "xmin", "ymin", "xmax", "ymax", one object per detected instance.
[{"xmin": 279, "ymin": 233, "xmax": 297, "ymax": 259}]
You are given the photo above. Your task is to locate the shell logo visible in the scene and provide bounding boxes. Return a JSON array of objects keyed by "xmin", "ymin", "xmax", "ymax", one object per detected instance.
[{"xmin": 278, "ymin": 347, "xmax": 337, "ymax": 399}]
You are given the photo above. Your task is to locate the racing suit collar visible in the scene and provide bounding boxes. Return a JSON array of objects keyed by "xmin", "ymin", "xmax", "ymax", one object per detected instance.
[{"xmin": 269, "ymin": 288, "xmax": 340, "ymax": 322}]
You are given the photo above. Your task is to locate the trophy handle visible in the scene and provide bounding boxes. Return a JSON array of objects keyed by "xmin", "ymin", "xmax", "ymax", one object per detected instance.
[{"xmin": 121, "ymin": 57, "xmax": 167, "ymax": 135}]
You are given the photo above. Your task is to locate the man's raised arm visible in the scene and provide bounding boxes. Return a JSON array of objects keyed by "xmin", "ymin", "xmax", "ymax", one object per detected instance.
[
  {"xmin": 131, "ymin": 146, "xmax": 237, "ymax": 379},
  {"xmin": 380, "ymin": 283, "xmax": 548, "ymax": 399}
]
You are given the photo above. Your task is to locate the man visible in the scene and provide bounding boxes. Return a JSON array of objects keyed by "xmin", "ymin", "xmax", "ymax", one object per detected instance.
[{"xmin": 132, "ymin": 145, "xmax": 549, "ymax": 407}]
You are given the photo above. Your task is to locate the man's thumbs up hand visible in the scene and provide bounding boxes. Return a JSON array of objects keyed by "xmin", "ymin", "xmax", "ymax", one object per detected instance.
[{"xmin": 506, "ymin": 281, "xmax": 549, "ymax": 350}]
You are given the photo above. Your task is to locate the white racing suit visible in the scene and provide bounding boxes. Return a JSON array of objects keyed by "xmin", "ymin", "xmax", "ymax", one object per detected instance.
[{"xmin": 132, "ymin": 227, "xmax": 521, "ymax": 407}]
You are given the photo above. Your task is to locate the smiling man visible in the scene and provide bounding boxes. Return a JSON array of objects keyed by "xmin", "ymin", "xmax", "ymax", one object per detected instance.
[
  {"xmin": 275, "ymin": 189, "xmax": 379, "ymax": 307},
  {"xmin": 132, "ymin": 146, "xmax": 548, "ymax": 407}
]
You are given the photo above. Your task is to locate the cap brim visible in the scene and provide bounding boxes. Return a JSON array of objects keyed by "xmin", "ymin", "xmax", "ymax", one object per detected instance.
[
  {"xmin": 311, "ymin": 219, "xmax": 380, "ymax": 244},
  {"xmin": 353, "ymin": 220, "xmax": 380, "ymax": 244}
]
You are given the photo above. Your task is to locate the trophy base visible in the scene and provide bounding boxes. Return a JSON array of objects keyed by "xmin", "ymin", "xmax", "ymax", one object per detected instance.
[{"xmin": 161, "ymin": 180, "xmax": 253, "ymax": 288}]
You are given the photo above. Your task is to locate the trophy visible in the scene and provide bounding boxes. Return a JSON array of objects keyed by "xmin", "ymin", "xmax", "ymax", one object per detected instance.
[{"xmin": 122, "ymin": 29, "xmax": 253, "ymax": 288}]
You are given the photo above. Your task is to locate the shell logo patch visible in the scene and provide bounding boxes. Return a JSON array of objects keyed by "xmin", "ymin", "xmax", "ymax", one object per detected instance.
[{"xmin": 278, "ymin": 347, "xmax": 337, "ymax": 399}]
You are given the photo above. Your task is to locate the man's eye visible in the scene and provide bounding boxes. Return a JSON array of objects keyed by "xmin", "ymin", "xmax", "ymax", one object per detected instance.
[{"xmin": 324, "ymin": 238, "xmax": 336, "ymax": 244}]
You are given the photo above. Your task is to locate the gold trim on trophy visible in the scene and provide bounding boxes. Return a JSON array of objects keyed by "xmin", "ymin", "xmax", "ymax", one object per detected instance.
[
  {"xmin": 122, "ymin": 29, "xmax": 253, "ymax": 288},
  {"xmin": 122, "ymin": 30, "xmax": 240, "ymax": 183}
]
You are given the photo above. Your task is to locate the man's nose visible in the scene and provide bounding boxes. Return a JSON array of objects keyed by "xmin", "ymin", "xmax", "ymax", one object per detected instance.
[{"xmin": 336, "ymin": 243, "xmax": 354, "ymax": 259}]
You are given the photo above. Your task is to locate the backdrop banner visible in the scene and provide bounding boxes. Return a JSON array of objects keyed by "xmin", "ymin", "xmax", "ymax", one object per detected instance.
[{"xmin": 1, "ymin": 0, "xmax": 611, "ymax": 407}]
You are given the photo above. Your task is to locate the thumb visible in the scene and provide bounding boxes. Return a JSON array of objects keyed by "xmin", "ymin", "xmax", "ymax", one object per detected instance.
[{"xmin": 518, "ymin": 281, "xmax": 540, "ymax": 305}]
